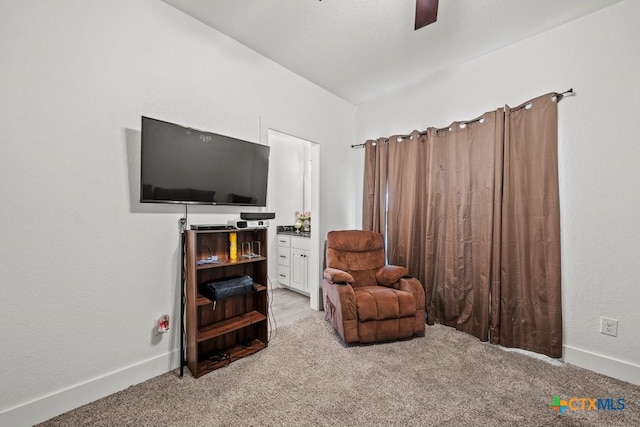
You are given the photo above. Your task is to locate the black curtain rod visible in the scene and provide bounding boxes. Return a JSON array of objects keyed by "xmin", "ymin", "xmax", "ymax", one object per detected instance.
[
  {"xmin": 557, "ymin": 87, "xmax": 574, "ymax": 98},
  {"xmin": 351, "ymin": 88, "xmax": 574, "ymax": 148},
  {"xmin": 509, "ymin": 88, "xmax": 574, "ymax": 112}
]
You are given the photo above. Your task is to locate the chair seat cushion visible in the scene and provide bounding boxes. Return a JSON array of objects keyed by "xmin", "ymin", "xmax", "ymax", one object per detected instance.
[{"xmin": 354, "ymin": 286, "xmax": 416, "ymax": 321}]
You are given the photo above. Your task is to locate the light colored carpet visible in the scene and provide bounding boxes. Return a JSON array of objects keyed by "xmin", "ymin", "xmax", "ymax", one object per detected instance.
[{"xmin": 39, "ymin": 313, "xmax": 639, "ymax": 426}]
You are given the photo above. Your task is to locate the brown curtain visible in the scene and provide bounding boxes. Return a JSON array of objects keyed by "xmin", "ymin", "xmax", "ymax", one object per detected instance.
[
  {"xmin": 386, "ymin": 131, "xmax": 429, "ymax": 280},
  {"xmin": 361, "ymin": 92, "xmax": 563, "ymax": 358},
  {"xmin": 425, "ymin": 111, "xmax": 504, "ymax": 340},
  {"xmin": 495, "ymin": 93, "xmax": 563, "ymax": 357},
  {"xmin": 362, "ymin": 138, "xmax": 388, "ymax": 234}
]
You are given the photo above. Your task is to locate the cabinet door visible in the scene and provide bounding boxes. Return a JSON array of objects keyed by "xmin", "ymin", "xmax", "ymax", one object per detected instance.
[
  {"xmin": 277, "ymin": 246, "xmax": 290, "ymax": 266},
  {"xmin": 290, "ymin": 248, "xmax": 309, "ymax": 292},
  {"xmin": 277, "ymin": 235, "xmax": 291, "ymax": 247},
  {"xmin": 277, "ymin": 264, "xmax": 290, "ymax": 286}
]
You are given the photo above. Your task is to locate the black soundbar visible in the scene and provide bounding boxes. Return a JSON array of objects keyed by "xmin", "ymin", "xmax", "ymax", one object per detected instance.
[
  {"xmin": 190, "ymin": 224, "xmax": 234, "ymax": 230},
  {"xmin": 240, "ymin": 212, "xmax": 276, "ymax": 220}
]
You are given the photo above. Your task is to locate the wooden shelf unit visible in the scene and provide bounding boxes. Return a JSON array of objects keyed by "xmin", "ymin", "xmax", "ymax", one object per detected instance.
[{"xmin": 184, "ymin": 228, "xmax": 268, "ymax": 378}]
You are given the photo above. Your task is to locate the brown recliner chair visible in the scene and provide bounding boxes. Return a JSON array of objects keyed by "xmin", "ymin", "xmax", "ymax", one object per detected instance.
[{"xmin": 322, "ymin": 230, "xmax": 425, "ymax": 344}]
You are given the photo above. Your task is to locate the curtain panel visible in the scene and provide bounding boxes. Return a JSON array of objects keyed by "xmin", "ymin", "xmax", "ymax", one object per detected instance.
[
  {"xmin": 425, "ymin": 110, "xmax": 504, "ymax": 340},
  {"xmin": 497, "ymin": 93, "xmax": 563, "ymax": 357},
  {"xmin": 362, "ymin": 137, "xmax": 388, "ymax": 234},
  {"xmin": 386, "ymin": 131, "xmax": 429, "ymax": 280},
  {"xmin": 361, "ymin": 93, "xmax": 562, "ymax": 358}
]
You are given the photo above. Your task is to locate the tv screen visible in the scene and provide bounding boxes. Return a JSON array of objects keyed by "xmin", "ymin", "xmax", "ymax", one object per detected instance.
[{"xmin": 140, "ymin": 116, "xmax": 269, "ymax": 206}]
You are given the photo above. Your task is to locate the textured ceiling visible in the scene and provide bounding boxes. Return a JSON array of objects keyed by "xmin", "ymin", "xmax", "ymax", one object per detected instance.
[{"xmin": 162, "ymin": 0, "xmax": 621, "ymax": 104}]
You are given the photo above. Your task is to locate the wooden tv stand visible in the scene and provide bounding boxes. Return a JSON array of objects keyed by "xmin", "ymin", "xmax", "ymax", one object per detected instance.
[{"xmin": 183, "ymin": 228, "xmax": 268, "ymax": 378}]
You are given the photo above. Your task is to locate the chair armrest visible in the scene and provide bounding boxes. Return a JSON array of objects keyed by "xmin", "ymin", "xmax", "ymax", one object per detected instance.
[
  {"xmin": 322, "ymin": 278, "xmax": 358, "ymax": 343},
  {"xmin": 323, "ymin": 267, "xmax": 355, "ymax": 285},
  {"xmin": 398, "ymin": 277, "xmax": 426, "ymax": 335},
  {"xmin": 398, "ymin": 277, "xmax": 425, "ymax": 311},
  {"xmin": 376, "ymin": 265, "xmax": 409, "ymax": 288}
]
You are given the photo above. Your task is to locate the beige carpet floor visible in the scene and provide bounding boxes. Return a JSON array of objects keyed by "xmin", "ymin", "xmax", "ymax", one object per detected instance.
[{"xmin": 39, "ymin": 312, "xmax": 639, "ymax": 426}]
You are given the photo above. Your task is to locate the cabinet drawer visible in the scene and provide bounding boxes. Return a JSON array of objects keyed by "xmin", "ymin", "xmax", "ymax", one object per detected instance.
[
  {"xmin": 277, "ymin": 265, "xmax": 290, "ymax": 286},
  {"xmin": 277, "ymin": 235, "xmax": 291, "ymax": 247},
  {"xmin": 277, "ymin": 247, "xmax": 290, "ymax": 266},
  {"xmin": 290, "ymin": 236, "xmax": 311, "ymax": 251}
]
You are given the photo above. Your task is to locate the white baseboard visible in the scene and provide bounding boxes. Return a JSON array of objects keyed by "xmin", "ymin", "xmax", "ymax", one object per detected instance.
[
  {"xmin": 0, "ymin": 350, "xmax": 180, "ymax": 427},
  {"xmin": 563, "ymin": 345, "xmax": 640, "ymax": 386}
]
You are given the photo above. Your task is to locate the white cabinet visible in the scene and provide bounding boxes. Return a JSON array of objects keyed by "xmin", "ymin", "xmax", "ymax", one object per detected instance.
[
  {"xmin": 290, "ymin": 236, "xmax": 311, "ymax": 294},
  {"xmin": 277, "ymin": 234, "xmax": 311, "ymax": 295},
  {"xmin": 291, "ymin": 248, "xmax": 309, "ymax": 292},
  {"xmin": 277, "ymin": 235, "xmax": 291, "ymax": 287}
]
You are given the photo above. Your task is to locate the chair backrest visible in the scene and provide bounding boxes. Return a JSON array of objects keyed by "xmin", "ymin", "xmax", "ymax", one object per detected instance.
[{"xmin": 325, "ymin": 230, "xmax": 385, "ymax": 288}]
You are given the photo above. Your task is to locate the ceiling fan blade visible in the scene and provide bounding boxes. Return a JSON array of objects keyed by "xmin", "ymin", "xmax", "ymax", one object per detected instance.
[{"xmin": 415, "ymin": 0, "xmax": 439, "ymax": 30}]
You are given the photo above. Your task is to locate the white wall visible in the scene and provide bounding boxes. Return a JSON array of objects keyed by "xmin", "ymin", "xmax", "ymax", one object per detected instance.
[
  {"xmin": 0, "ymin": 0, "xmax": 355, "ymax": 425},
  {"xmin": 355, "ymin": 0, "xmax": 640, "ymax": 385}
]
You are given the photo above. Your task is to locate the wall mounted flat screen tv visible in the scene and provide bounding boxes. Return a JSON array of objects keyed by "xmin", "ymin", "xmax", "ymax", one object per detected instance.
[{"xmin": 140, "ymin": 116, "xmax": 269, "ymax": 206}]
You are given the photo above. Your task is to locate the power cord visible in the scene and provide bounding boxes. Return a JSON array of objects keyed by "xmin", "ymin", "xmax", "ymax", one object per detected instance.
[
  {"xmin": 266, "ymin": 274, "xmax": 277, "ymax": 343},
  {"xmin": 179, "ymin": 203, "xmax": 188, "ymax": 232}
]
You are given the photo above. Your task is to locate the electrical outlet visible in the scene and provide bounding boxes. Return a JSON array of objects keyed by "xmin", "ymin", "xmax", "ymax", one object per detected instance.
[
  {"xmin": 156, "ymin": 314, "xmax": 170, "ymax": 334},
  {"xmin": 600, "ymin": 317, "xmax": 618, "ymax": 337}
]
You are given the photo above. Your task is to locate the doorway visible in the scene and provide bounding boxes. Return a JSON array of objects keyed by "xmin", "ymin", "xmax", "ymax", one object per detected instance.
[{"xmin": 266, "ymin": 129, "xmax": 321, "ymax": 310}]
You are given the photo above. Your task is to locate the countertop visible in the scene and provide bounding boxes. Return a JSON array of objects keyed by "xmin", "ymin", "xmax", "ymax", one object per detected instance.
[
  {"xmin": 277, "ymin": 230, "xmax": 311, "ymax": 238},
  {"xmin": 277, "ymin": 225, "xmax": 311, "ymax": 238}
]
